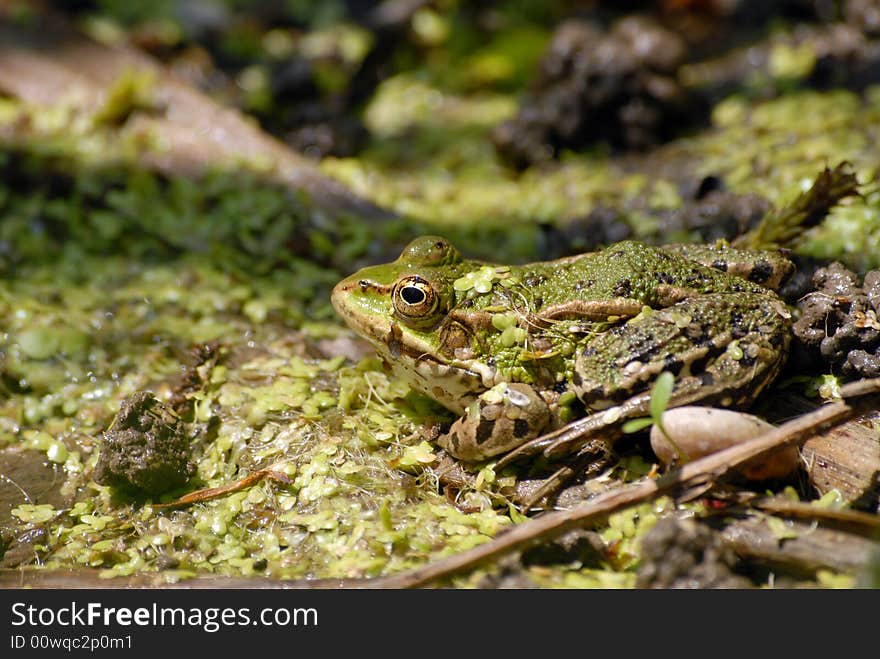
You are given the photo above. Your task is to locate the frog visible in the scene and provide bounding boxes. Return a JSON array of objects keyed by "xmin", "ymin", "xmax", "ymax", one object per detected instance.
[{"xmin": 331, "ymin": 236, "xmax": 793, "ymax": 467}]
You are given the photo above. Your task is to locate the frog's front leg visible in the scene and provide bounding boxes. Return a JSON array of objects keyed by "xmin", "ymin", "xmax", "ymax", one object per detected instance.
[{"xmin": 437, "ymin": 382, "xmax": 552, "ymax": 462}]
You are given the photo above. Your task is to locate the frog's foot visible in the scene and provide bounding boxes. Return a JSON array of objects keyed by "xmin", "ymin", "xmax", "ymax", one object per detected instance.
[
  {"xmin": 437, "ymin": 382, "xmax": 551, "ymax": 462},
  {"xmin": 515, "ymin": 439, "xmax": 613, "ymax": 511}
]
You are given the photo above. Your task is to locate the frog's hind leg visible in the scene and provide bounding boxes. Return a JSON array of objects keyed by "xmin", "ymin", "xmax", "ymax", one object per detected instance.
[
  {"xmin": 502, "ymin": 291, "xmax": 791, "ymax": 465},
  {"xmin": 574, "ymin": 291, "xmax": 790, "ymax": 409}
]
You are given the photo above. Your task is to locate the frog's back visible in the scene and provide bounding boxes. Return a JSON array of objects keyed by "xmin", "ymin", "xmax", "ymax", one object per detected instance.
[{"xmin": 518, "ymin": 240, "xmax": 770, "ymax": 311}]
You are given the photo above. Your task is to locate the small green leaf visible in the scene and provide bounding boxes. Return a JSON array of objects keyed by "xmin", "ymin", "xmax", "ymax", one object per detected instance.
[
  {"xmin": 622, "ymin": 417, "xmax": 654, "ymax": 434},
  {"xmin": 647, "ymin": 371, "xmax": 689, "ymax": 462},
  {"xmin": 396, "ymin": 440, "xmax": 436, "ymax": 467},
  {"xmin": 507, "ymin": 504, "xmax": 528, "ymax": 524},
  {"xmin": 813, "ymin": 489, "xmax": 847, "ymax": 509},
  {"xmin": 379, "ymin": 501, "xmax": 393, "ymax": 531},
  {"xmin": 11, "ymin": 504, "xmax": 57, "ymax": 524},
  {"xmin": 491, "ymin": 313, "xmax": 517, "ymax": 331},
  {"xmin": 650, "ymin": 371, "xmax": 675, "ymax": 423},
  {"xmin": 817, "ymin": 374, "xmax": 843, "ymax": 401},
  {"xmin": 46, "ymin": 441, "xmax": 68, "ymax": 464}
]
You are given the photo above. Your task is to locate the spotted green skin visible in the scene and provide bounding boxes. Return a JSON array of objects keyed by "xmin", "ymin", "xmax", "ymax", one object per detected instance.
[{"xmin": 332, "ymin": 237, "xmax": 793, "ymax": 462}]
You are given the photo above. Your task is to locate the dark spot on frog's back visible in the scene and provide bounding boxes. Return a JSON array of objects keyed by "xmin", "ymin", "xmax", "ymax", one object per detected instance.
[
  {"xmin": 612, "ymin": 279, "xmax": 632, "ymax": 297},
  {"xmin": 688, "ymin": 353, "xmax": 709, "ymax": 374},
  {"xmin": 685, "ymin": 272, "xmax": 708, "ymax": 287},
  {"xmin": 574, "ymin": 279, "xmax": 595, "ymax": 291},
  {"xmin": 730, "ymin": 311, "xmax": 750, "ymax": 338},
  {"xmin": 514, "ymin": 418, "xmax": 531, "ymax": 438},
  {"xmin": 685, "ymin": 321, "xmax": 711, "ymax": 345},
  {"xmin": 524, "ymin": 273, "xmax": 547, "ymax": 287},
  {"xmin": 712, "ymin": 260, "xmax": 728, "ymax": 273},
  {"xmin": 748, "ymin": 260, "xmax": 774, "ymax": 285},
  {"xmin": 476, "ymin": 419, "xmax": 495, "ymax": 445}
]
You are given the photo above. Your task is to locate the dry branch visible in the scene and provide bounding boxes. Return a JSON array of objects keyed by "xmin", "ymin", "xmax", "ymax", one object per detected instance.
[{"xmin": 719, "ymin": 518, "xmax": 878, "ymax": 575}]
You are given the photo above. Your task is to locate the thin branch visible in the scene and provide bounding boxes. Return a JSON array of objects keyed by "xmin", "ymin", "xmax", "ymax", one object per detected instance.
[
  {"xmin": 151, "ymin": 469, "xmax": 292, "ymax": 509},
  {"xmin": 749, "ymin": 497, "xmax": 880, "ymax": 534}
]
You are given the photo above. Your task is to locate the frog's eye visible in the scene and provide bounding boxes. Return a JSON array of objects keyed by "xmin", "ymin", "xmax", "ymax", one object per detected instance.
[{"xmin": 393, "ymin": 276, "xmax": 440, "ymax": 322}]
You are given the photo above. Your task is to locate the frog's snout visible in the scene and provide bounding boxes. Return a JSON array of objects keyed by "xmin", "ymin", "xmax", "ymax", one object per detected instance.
[
  {"xmin": 330, "ymin": 278, "xmax": 351, "ymax": 320},
  {"xmin": 331, "ymin": 275, "xmax": 393, "ymax": 345}
]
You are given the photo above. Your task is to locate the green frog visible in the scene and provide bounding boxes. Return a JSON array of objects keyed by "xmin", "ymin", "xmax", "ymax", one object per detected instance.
[{"xmin": 332, "ymin": 237, "xmax": 793, "ymax": 465}]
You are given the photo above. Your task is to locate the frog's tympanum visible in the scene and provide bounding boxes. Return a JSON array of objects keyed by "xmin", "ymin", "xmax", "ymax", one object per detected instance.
[{"xmin": 332, "ymin": 237, "xmax": 793, "ymax": 465}]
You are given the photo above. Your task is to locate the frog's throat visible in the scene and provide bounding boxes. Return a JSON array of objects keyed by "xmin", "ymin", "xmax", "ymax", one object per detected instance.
[{"xmin": 377, "ymin": 322, "xmax": 494, "ymax": 416}]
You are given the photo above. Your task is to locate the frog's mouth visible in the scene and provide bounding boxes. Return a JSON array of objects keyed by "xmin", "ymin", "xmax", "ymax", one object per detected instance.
[{"xmin": 332, "ymin": 277, "xmax": 492, "ymax": 415}]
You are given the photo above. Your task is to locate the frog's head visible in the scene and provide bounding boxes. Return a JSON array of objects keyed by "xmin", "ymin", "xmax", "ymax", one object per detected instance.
[{"xmin": 332, "ymin": 236, "xmax": 490, "ymax": 413}]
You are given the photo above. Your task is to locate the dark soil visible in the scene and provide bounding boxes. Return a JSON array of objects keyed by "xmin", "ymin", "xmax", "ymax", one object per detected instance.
[
  {"xmin": 93, "ymin": 392, "xmax": 195, "ymax": 495},
  {"xmin": 793, "ymin": 262, "xmax": 880, "ymax": 378},
  {"xmin": 493, "ymin": 15, "xmax": 702, "ymax": 169},
  {"xmin": 636, "ymin": 517, "xmax": 754, "ymax": 589}
]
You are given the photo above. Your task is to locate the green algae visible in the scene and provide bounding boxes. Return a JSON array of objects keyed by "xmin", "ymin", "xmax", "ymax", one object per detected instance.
[{"xmin": 696, "ymin": 89, "xmax": 880, "ymax": 270}]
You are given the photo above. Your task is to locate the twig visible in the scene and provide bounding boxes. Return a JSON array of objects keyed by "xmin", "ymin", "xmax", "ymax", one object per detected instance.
[
  {"xmin": 151, "ymin": 469, "xmax": 292, "ymax": 509},
  {"xmin": 383, "ymin": 377, "xmax": 880, "ymax": 588},
  {"xmin": 749, "ymin": 497, "xmax": 880, "ymax": 534}
]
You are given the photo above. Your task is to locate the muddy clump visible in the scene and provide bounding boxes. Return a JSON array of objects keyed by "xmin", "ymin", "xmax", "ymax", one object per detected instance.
[
  {"xmin": 792, "ymin": 262, "xmax": 880, "ymax": 377},
  {"xmin": 264, "ymin": 56, "xmax": 369, "ymax": 159},
  {"xmin": 493, "ymin": 15, "xmax": 704, "ymax": 169},
  {"xmin": 664, "ymin": 188, "xmax": 771, "ymax": 243},
  {"xmin": 93, "ymin": 392, "xmax": 195, "ymax": 495},
  {"xmin": 636, "ymin": 518, "xmax": 753, "ymax": 589}
]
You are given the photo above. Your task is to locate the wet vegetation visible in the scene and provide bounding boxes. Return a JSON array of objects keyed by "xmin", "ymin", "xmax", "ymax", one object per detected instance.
[{"xmin": 2, "ymin": 0, "xmax": 880, "ymax": 588}]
